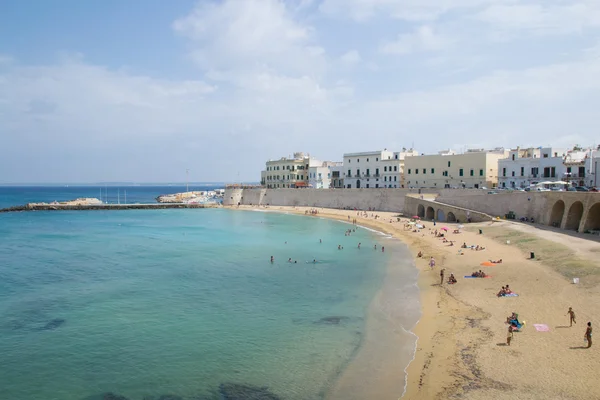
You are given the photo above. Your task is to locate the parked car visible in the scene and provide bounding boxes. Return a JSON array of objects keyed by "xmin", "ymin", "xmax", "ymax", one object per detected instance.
[
  {"xmin": 575, "ymin": 187, "xmax": 590, "ymax": 192},
  {"xmin": 567, "ymin": 187, "xmax": 577, "ymax": 192},
  {"xmin": 590, "ymin": 187, "xmax": 598, "ymax": 192}
]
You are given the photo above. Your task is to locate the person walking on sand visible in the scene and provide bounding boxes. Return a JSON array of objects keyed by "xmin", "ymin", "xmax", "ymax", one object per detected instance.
[
  {"xmin": 440, "ymin": 268, "xmax": 445, "ymax": 285},
  {"xmin": 567, "ymin": 307, "xmax": 576, "ymax": 327},
  {"xmin": 429, "ymin": 257, "xmax": 436, "ymax": 270},
  {"xmin": 585, "ymin": 322, "xmax": 593, "ymax": 348},
  {"xmin": 507, "ymin": 324, "xmax": 514, "ymax": 346}
]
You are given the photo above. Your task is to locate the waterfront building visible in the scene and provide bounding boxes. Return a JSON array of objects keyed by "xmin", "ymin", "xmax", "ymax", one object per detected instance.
[
  {"xmin": 594, "ymin": 151, "xmax": 600, "ymax": 188},
  {"xmin": 498, "ymin": 146, "xmax": 598, "ymax": 188},
  {"xmin": 308, "ymin": 161, "xmax": 343, "ymax": 189},
  {"xmin": 330, "ymin": 164, "xmax": 345, "ymax": 188},
  {"xmin": 403, "ymin": 148, "xmax": 508, "ymax": 189},
  {"xmin": 342, "ymin": 149, "xmax": 418, "ymax": 189},
  {"xmin": 262, "ymin": 152, "xmax": 322, "ymax": 188}
]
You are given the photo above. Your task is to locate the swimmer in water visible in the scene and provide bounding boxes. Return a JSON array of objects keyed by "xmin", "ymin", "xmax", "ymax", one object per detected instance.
[
  {"xmin": 382, "ymin": 246, "xmax": 385, "ymax": 252},
  {"xmin": 288, "ymin": 258, "xmax": 292, "ymax": 263},
  {"xmin": 358, "ymin": 243, "xmax": 361, "ymax": 249},
  {"xmin": 374, "ymin": 244, "xmax": 377, "ymax": 250},
  {"xmin": 313, "ymin": 259, "xmax": 317, "ymax": 263},
  {"xmin": 270, "ymin": 256, "xmax": 274, "ymax": 263}
]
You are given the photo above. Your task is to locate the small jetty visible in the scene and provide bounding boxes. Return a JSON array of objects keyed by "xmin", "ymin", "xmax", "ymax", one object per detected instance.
[{"xmin": 0, "ymin": 202, "xmax": 220, "ymax": 213}]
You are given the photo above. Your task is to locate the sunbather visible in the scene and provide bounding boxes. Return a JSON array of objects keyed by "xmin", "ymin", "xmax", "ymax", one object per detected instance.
[
  {"xmin": 448, "ymin": 274, "xmax": 457, "ymax": 284},
  {"xmin": 489, "ymin": 259, "xmax": 503, "ymax": 264}
]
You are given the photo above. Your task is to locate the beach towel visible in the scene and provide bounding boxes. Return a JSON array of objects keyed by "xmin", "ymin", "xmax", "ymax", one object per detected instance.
[
  {"xmin": 464, "ymin": 276, "xmax": 492, "ymax": 278},
  {"xmin": 533, "ymin": 324, "xmax": 550, "ymax": 332},
  {"xmin": 480, "ymin": 261, "xmax": 495, "ymax": 267},
  {"xmin": 502, "ymin": 293, "xmax": 519, "ymax": 297}
]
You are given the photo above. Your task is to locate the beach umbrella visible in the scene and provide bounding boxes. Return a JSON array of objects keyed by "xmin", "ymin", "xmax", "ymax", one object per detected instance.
[
  {"xmin": 416, "ymin": 224, "xmax": 424, "ymax": 229},
  {"xmin": 412, "ymin": 216, "xmax": 420, "ymax": 219},
  {"xmin": 440, "ymin": 227, "xmax": 448, "ymax": 231}
]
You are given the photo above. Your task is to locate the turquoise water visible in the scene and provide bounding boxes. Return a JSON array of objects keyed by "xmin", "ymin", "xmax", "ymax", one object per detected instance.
[{"xmin": 0, "ymin": 208, "xmax": 417, "ymax": 400}]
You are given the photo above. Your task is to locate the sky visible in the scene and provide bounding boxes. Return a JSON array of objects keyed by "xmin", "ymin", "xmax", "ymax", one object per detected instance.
[{"xmin": 1, "ymin": 0, "xmax": 600, "ymax": 183}]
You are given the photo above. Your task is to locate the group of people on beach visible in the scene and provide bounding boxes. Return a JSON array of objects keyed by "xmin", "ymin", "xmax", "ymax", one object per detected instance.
[
  {"xmin": 497, "ymin": 285, "xmax": 514, "ymax": 297},
  {"xmin": 566, "ymin": 307, "xmax": 593, "ymax": 348},
  {"xmin": 471, "ymin": 270, "xmax": 488, "ymax": 278}
]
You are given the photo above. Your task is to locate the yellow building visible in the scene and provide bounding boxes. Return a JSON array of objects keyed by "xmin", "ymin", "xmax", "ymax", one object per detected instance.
[
  {"xmin": 403, "ymin": 148, "xmax": 508, "ymax": 189},
  {"xmin": 262, "ymin": 152, "xmax": 320, "ymax": 188}
]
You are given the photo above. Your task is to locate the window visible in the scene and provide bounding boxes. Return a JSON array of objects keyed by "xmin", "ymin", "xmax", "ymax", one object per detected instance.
[
  {"xmin": 375, "ymin": 184, "xmax": 379, "ymax": 188},
  {"xmin": 431, "ymin": 168, "xmax": 435, "ymax": 174},
  {"xmin": 367, "ymin": 158, "xmax": 369, "ymax": 162},
  {"xmin": 415, "ymin": 169, "xmax": 419, "ymax": 174},
  {"xmin": 376, "ymin": 168, "xmax": 379, "ymax": 175},
  {"xmin": 520, "ymin": 167, "xmax": 524, "ymax": 176},
  {"xmin": 511, "ymin": 171, "xmax": 515, "ymax": 177},
  {"xmin": 512, "ymin": 154, "xmax": 515, "ymax": 161},
  {"xmin": 394, "ymin": 166, "xmax": 397, "ymax": 171},
  {"xmin": 459, "ymin": 168, "xmax": 464, "ymax": 176},
  {"xmin": 357, "ymin": 159, "xmax": 360, "ymax": 162},
  {"xmin": 384, "ymin": 166, "xmax": 387, "ymax": 172},
  {"xmin": 394, "ymin": 176, "xmax": 397, "ymax": 181},
  {"xmin": 366, "ymin": 184, "xmax": 370, "ymax": 188},
  {"xmin": 448, "ymin": 161, "xmax": 451, "ymax": 167},
  {"xmin": 347, "ymin": 184, "xmax": 352, "ymax": 188},
  {"xmin": 470, "ymin": 169, "xmax": 474, "ymax": 176},
  {"xmin": 408, "ymin": 169, "xmax": 412, "ymax": 174},
  {"xmin": 479, "ymin": 169, "xmax": 484, "ymax": 176},
  {"xmin": 422, "ymin": 168, "xmax": 426, "ymax": 174},
  {"xmin": 356, "ymin": 169, "xmax": 360, "ymax": 176},
  {"xmin": 348, "ymin": 160, "xmax": 351, "ymax": 163},
  {"xmin": 384, "ymin": 176, "xmax": 387, "ymax": 181},
  {"xmin": 395, "ymin": 154, "xmax": 398, "ymax": 159},
  {"xmin": 366, "ymin": 169, "xmax": 370, "ymax": 176},
  {"xmin": 502, "ymin": 167, "xmax": 506, "ymax": 177},
  {"xmin": 376, "ymin": 158, "xmax": 379, "ymax": 161},
  {"xmin": 543, "ymin": 154, "xmax": 548, "ymax": 158}
]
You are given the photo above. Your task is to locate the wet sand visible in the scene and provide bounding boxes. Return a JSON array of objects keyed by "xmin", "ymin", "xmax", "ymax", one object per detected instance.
[{"xmin": 229, "ymin": 205, "xmax": 600, "ymax": 400}]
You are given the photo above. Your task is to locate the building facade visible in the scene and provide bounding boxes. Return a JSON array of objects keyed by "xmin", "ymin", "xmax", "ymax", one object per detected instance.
[
  {"xmin": 404, "ymin": 148, "xmax": 508, "ymax": 189},
  {"xmin": 498, "ymin": 146, "xmax": 598, "ymax": 188},
  {"xmin": 342, "ymin": 149, "xmax": 418, "ymax": 189},
  {"xmin": 262, "ymin": 152, "xmax": 320, "ymax": 188},
  {"xmin": 308, "ymin": 161, "xmax": 343, "ymax": 189}
]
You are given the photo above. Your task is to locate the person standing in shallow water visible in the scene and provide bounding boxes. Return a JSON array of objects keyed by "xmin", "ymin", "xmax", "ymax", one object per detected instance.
[
  {"xmin": 567, "ymin": 307, "xmax": 576, "ymax": 327},
  {"xmin": 270, "ymin": 256, "xmax": 274, "ymax": 263},
  {"xmin": 585, "ymin": 322, "xmax": 592, "ymax": 348}
]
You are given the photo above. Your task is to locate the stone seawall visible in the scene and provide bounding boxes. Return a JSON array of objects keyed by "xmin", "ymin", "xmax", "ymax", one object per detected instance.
[{"xmin": 223, "ymin": 188, "xmax": 438, "ymax": 212}]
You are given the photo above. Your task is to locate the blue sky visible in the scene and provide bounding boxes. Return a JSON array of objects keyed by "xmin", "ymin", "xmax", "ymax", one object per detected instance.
[{"xmin": 1, "ymin": 0, "xmax": 599, "ymax": 183}]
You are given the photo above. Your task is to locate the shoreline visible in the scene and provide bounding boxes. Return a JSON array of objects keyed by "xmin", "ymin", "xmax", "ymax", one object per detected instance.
[{"xmin": 227, "ymin": 204, "xmax": 600, "ymax": 400}]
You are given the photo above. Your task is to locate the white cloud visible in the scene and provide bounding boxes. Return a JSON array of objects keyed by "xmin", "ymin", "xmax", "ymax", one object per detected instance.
[
  {"xmin": 340, "ymin": 49, "xmax": 361, "ymax": 65},
  {"xmin": 380, "ymin": 26, "xmax": 451, "ymax": 55},
  {"xmin": 319, "ymin": 0, "xmax": 516, "ymax": 22},
  {"xmin": 475, "ymin": 2, "xmax": 600, "ymax": 37},
  {"xmin": 173, "ymin": 0, "xmax": 324, "ymax": 77}
]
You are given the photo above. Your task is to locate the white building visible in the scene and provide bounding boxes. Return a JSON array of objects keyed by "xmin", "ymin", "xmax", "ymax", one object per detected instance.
[
  {"xmin": 330, "ymin": 164, "xmax": 345, "ymax": 188},
  {"xmin": 594, "ymin": 151, "xmax": 600, "ymax": 188},
  {"xmin": 308, "ymin": 161, "xmax": 343, "ymax": 189},
  {"xmin": 342, "ymin": 149, "xmax": 418, "ymax": 189},
  {"xmin": 498, "ymin": 146, "xmax": 597, "ymax": 188},
  {"xmin": 404, "ymin": 148, "xmax": 508, "ymax": 189}
]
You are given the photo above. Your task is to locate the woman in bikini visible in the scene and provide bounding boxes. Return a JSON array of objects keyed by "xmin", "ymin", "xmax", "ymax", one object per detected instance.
[{"xmin": 585, "ymin": 322, "xmax": 592, "ymax": 348}]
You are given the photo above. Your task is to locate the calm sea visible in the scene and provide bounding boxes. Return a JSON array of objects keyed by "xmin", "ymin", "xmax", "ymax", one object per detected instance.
[
  {"xmin": 0, "ymin": 185, "xmax": 222, "ymax": 209},
  {"xmin": 0, "ymin": 188, "xmax": 420, "ymax": 400}
]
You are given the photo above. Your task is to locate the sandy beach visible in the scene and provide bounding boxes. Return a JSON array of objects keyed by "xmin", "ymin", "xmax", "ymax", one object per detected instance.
[{"xmin": 228, "ymin": 204, "xmax": 600, "ymax": 400}]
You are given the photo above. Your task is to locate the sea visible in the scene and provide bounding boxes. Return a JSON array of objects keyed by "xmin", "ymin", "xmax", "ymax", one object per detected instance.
[{"xmin": 0, "ymin": 186, "xmax": 420, "ymax": 400}]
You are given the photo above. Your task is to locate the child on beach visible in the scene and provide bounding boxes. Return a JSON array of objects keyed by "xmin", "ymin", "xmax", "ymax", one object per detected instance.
[
  {"xmin": 567, "ymin": 307, "xmax": 576, "ymax": 327},
  {"xmin": 429, "ymin": 257, "xmax": 436, "ymax": 269},
  {"xmin": 507, "ymin": 325, "xmax": 514, "ymax": 346},
  {"xmin": 585, "ymin": 322, "xmax": 592, "ymax": 348}
]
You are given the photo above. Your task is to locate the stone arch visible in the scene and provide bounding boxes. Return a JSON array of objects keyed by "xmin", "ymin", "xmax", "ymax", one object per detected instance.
[
  {"xmin": 447, "ymin": 212, "xmax": 457, "ymax": 222},
  {"xmin": 549, "ymin": 200, "xmax": 565, "ymax": 227},
  {"xmin": 583, "ymin": 203, "xmax": 600, "ymax": 232},
  {"xmin": 565, "ymin": 201, "xmax": 584, "ymax": 231},
  {"xmin": 426, "ymin": 206, "xmax": 435, "ymax": 220},
  {"xmin": 417, "ymin": 204, "xmax": 425, "ymax": 218},
  {"xmin": 437, "ymin": 209, "xmax": 445, "ymax": 222}
]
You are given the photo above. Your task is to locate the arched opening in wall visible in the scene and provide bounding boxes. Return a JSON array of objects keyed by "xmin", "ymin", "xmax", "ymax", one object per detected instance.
[
  {"xmin": 426, "ymin": 206, "xmax": 435, "ymax": 220},
  {"xmin": 447, "ymin": 212, "xmax": 457, "ymax": 222},
  {"xmin": 437, "ymin": 209, "xmax": 445, "ymax": 222},
  {"xmin": 583, "ymin": 203, "xmax": 600, "ymax": 232},
  {"xmin": 417, "ymin": 204, "xmax": 425, "ymax": 218},
  {"xmin": 549, "ymin": 200, "xmax": 565, "ymax": 227},
  {"xmin": 565, "ymin": 201, "xmax": 584, "ymax": 231}
]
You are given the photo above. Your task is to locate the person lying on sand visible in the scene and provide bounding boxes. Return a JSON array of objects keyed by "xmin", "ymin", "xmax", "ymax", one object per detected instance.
[
  {"xmin": 497, "ymin": 286, "xmax": 507, "ymax": 297},
  {"xmin": 471, "ymin": 270, "xmax": 487, "ymax": 278},
  {"xmin": 489, "ymin": 259, "xmax": 503, "ymax": 264}
]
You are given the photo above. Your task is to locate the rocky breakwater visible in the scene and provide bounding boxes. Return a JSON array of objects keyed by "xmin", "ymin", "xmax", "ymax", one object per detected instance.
[
  {"xmin": 0, "ymin": 198, "xmax": 220, "ymax": 213},
  {"xmin": 156, "ymin": 190, "xmax": 222, "ymax": 204}
]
